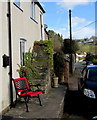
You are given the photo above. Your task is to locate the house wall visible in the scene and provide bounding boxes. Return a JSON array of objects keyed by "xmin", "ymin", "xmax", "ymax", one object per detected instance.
[
  {"xmin": 11, "ymin": 2, "xmax": 45, "ymax": 78},
  {"xmin": 1, "ymin": 2, "xmax": 10, "ymax": 113},
  {"xmin": 0, "ymin": 2, "xmax": 2, "ymax": 114},
  {"xmin": 1, "ymin": 1, "xmax": 45, "ymax": 113}
]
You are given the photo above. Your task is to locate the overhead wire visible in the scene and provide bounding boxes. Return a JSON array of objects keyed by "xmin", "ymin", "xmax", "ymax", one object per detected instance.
[{"xmin": 73, "ymin": 19, "xmax": 97, "ymax": 34}]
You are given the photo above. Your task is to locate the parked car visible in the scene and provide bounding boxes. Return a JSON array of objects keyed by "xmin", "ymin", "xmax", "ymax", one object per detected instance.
[
  {"xmin": 92, "ymin": 116, "xmax": 97, "ymax": 119},
  {"xmin": 78, "ymin": 65, "xmax": 97, "ymax": 99}
]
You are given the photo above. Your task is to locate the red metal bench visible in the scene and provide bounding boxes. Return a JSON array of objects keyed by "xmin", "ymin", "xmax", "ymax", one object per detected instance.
[{"xmin": 13, "ymin": 77, "xmax": 43, "ymax": 112}]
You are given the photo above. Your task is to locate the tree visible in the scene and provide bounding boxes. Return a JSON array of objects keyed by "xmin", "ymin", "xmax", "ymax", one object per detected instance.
[
  {"xmin": 62, "ymin": 39, "xmax": 79, "ymax": 54},
  {"xmin": 85, "ymin": 52, "xmax": 94, "ymax": 62},
  {"xmin": 48, "ymin": 30, "xmax": 64, "ymax": 52}
]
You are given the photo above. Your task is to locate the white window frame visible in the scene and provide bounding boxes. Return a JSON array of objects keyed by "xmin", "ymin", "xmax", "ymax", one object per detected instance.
[{"xmin": 20, "ymin": 38, "xmax": 26, "ymax": 66}]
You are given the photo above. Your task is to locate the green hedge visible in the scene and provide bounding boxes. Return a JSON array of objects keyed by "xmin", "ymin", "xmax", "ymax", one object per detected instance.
[{"xmin": 34, "ymin": 40, "xmax": 54, "ymax": 68}]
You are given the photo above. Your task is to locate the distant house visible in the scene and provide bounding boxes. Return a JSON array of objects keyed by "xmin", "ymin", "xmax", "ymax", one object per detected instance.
[
  {"xmin": 0, "ymin": 0, "xmax": 45, "ymax": 113},
  {"xmin": 82, "ymin": 36, "xmax": 97, "ymax": 44},
  {"xmin": 83, "ymin": 39, "xmax": 94, "ymax": 44}
]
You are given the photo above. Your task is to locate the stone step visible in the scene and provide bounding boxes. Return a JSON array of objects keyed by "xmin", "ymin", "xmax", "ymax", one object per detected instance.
[{"xmin": 35, "ymin": 56, "xmax": 49, "ymax": 61}]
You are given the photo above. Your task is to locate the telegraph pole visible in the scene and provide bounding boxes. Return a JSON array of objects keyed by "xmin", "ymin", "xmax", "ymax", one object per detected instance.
[{"xmin": 69, "ymin": 9, "xmax": 73, "ymax": 74}]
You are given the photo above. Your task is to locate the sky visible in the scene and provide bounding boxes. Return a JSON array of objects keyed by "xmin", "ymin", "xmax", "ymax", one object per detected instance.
[{"xmin": 39, "ymin": 0, "xmax": 97, "ymax": 39}]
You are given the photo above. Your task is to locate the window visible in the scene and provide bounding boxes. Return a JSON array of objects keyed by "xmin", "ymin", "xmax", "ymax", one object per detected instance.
[
  {"xmin": 31, "ymin": 2, "xmax": 35, "ymax": 20},
  {"xmin": 40, "ymin": 13, "xmax": 43, "ymax": 40},
  {"xmin": 88, "ymin": 69, "xmax": 97, "ymax": 80},
  {"xmin": 14, "ymin": 0, "xmax": 20, "ymax": 8},
  {"xmin": 20, "ymin": 38, "xmax": 26, "ymax": 66},
  {"xmin": 13, "ymin": 0, "xmax": 23, "ymax": 11}
]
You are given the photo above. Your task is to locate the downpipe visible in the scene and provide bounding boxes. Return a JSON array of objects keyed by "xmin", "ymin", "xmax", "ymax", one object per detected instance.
[{"xmin": 7, "ymin": 0, "xmax": 13, "ymax": 108}]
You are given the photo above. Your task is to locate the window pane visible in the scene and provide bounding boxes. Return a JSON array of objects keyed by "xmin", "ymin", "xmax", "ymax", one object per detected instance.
[
  {"xmin": 14, "ymin": 0, "xmax": 20, "ymax": 7},
  {"xmin": 88, "ymin": 69, "xmax": 97, "ymax": 80},
  {"xmin": 20, "ymin": 40, "xmax": 25, "ymax": 66},
  {"xmin": 31, "ymin": 2, "xmax": 35, "ymax": 19},
  {"xmin": 40, "ymin": 14, "xmax": 43, "ymax": 40}
]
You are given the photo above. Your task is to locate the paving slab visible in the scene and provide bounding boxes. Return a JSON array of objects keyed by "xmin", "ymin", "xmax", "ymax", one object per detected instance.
[{"xmin": 2, "ymin": 85, "xmax": 67, "ymax": 120}]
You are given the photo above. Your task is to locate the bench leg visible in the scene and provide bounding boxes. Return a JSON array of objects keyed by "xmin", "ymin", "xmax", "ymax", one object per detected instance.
[
  {"xmin": 27, "ymin": 96, "xmax": 30, "ymax": 103},
  {"xmin": 38, "ymin": 94, "xmax": 42, "ymax": 106},
  {"xmin": 24, "ymin": 96, "xmax": 29, "ymax": 112}
]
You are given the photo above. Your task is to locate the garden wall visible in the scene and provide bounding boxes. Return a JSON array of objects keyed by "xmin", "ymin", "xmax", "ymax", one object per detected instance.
[{"xmin": 32, "ymin": 45, "xmax": 52, "ymax": 94}]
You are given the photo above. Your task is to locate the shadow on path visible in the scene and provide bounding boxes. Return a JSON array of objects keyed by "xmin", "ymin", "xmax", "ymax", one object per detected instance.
[{"xmin": 63, "ymin": 90, "xmax": 97, "ymax": 120}]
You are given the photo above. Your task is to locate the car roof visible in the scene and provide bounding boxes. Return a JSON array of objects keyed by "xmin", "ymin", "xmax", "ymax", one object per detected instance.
[{"xmin": 87, "ymin": 65, "xmax": 97, "ymax": 69}]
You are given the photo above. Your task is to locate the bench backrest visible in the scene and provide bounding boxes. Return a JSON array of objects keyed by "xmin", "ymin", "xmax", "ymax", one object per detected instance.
[{"xmin": 13, "ymin": 77, "xmax": 30, "ymax": 95}]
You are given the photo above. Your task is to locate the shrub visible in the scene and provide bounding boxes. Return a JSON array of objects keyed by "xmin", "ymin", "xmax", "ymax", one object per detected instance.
[
  {"xmin": 53, "ymin": 51, "xmax": 65, "ymax": 77},
  {"xmin": 79, "ymin": 57, "xmax": 85, "ymax": 61},
  {"xmin": 85, "ymin": 53, "xmax": 94, "ymax": 61},
  {"xmin": 17, "ymin": 48, "xmax": 38, "ymax": 89},
  {"xmin": 93, "ymin": 59, "xmax": 97, "ymax": 65}
]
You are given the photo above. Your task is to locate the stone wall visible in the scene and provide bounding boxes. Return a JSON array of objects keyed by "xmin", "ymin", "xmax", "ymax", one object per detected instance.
[
  {"xmin": 64, "ymin": 62, "xmax": 69, "ymax": 83},
  {"xmin": 32, "ymin": 45, "xmax": 51, "ymax": 94}
]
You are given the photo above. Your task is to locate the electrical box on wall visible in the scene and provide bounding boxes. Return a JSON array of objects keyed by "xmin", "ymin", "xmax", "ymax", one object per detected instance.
[{"xmin": 2, "ymin": 54, "xmax": 10, "ymax": 67}]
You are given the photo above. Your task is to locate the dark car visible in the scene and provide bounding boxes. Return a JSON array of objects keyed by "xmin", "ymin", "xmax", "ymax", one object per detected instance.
[{"xmin": 78, "ymin": 65, "xmax": 97, "ymax": 99}]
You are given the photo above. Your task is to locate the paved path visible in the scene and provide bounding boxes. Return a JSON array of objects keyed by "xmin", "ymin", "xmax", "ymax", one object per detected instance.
[
  {"xmin": 2, "ymin": 85, "xmax": 67, "ymax": 120},
  {"xmin": 68, "ymin": 62, "xmax": 83, "ymax": 91}
]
